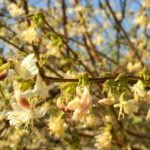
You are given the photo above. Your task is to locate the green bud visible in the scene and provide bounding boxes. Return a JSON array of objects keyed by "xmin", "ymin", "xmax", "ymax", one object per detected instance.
[{"xmin": 0, "ymin": 63, "xmax": 11, "ymax": 72}]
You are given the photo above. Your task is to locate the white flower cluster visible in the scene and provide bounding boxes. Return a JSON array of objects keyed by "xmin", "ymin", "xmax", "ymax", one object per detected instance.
[
  {"xmin": 7, "ymin": 54, "xmax": 50, "ymax": 128},
  {"xmin": 13, "ymin": 53, "xmax": 39, "ymax": 80}
]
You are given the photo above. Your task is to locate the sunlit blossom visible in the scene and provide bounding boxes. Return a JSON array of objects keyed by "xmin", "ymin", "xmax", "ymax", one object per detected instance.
[
  {"xmin": 48, "ymin": 116, "xmax": 67, "ymax": 138},
  {"xmin": 132, "ymin": 80, "xmax": 146, "ymax": 101},
  {"xmin": 114, "ymin": 99, "xmax": 138, "ymax": 119},
  {"xmin": 8, "ymin": 3, "xmax": 24, "ymax": 17},
  {"xmin": 21, "ymin": 25, "xmax": 38, "ymax": 44},
  {"xmin": 21, "ymin": 75, "xmax": 50, "ymax": 98},
  {"xmin": 127, "ymin": 62, "xmax": 141, "ymax": 73},
  {"xmin": 13, "ymin": 53, "xmax": 39, "ymax": 80},
  {"xmin": 95, "ymin": 132, "xmax": 112, "ymax": 149},
  {"xmin": 7, "ymin": 102, "xmax": 47, "ymax": 128}
]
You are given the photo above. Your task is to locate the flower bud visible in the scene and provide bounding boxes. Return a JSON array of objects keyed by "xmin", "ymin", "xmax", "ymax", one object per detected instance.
[
  {"xmin": 98, "ymin": 98, "xmax": 114, "ymax": 106},
  {"xmin": 0, "ymin": 70, "xmax": 8, "ymax": 80},
  {"xmin": 56, "ymin": 98, "xmax": 65, "ymax": 110},
  {"xmin": 0, "ymin": 63, "xmax": 10, "ymax": 72},
  {"xmin": 78, "ymin": 86, "xmax": 92, "ymax": 114}
]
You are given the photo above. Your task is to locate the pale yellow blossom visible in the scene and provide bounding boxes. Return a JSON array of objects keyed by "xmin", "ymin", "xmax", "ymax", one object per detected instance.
[
  {"xmin": 132, "ymin": 80, "xmax": 146, "ymax": 101},
  {"xmin": 127, "ymin": 62, "xmax": 142, "ymax": 73},
  {"xmin": 95, "ymin": 132, "xmax": 112, "ymax": 149},
  {"xmin": 114, "ymin": 99, "xmax": 138, "ymax": 119},
  {"xmin": 21, "ymin": 75, "xmax": 50, "ymax": 98},
  {"xmin": 7, "ymin": 102, "xmax": 47, "ymax": 128},
  {"xmin": 8, "ymin": 3, "xmax": 24, "ymax": 17},
  {"xmin": 134, "ymin": 11, "xmax": 150, "ymax": 28},
  {"xmin": 21, "ymin": 25, "xmax": 38, "ymax": 44},
  {"xmin": 13, "ymin": 53, "xmax": 39, "ymax": 80},
  {"xmin": 48, "ymin": 116, "xmax": 67, "ymax": 138}
]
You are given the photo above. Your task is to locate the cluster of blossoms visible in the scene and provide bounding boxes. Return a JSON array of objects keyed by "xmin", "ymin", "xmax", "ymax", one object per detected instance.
[
  {"xmin": 0, "ymin": 51, "xmax": 149, "ymax": 150},
  {"xmin": 56, "ymin": 73, "xmax": 93, "ymax": 122},
  {"xmin": 2, "ymin": 53, "xmax": 150, "ymax": 150},
  {"xmin": 5, "ymin": 53, "xmax": 150, "ymax": 147},
  {"xmin": 7, "ymin": 54, "xmax": 49, "ymax": 129},
  {"xmin": 1, "ymin": 0, "xmax": 150, "ymax": 149}
]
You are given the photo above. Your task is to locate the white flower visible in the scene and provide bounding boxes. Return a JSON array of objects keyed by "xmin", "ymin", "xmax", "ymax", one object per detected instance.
[
  {"xmin": 127, "ymin": 62, "xmax": 141, "ymax": 73},
  {"xmin": 7, "ymin": 102, "xmax": 47, "ymax": 128},
  {"xmin": 21, "ymin": 75, "xmax": 50, "ymax": 98},
  {"xmin": 114, "ymin": 99, "xmax": 138, "ymax": 119},
  {"xmin": 8, "ymin": 3, "xmax": 24, "ymax": 17},
  {"xmin": 132, "ymin": 80, "xmax": 146, "ymax": 101},
  {"xmin": 95, "ymin": 132, "xmax": 112, "ymax": 149},
  {"xmin": 77, "ymin": 86, "xmax": 92, "ymax": 114},
  {"xmin": 21, "ymin": 26, "xmax": 38, "ymax": 44},
  {"xmin": 133, "ymin": 11, "xmax": 150, "ymax": 28},
  {"xmin": 14, "ymin": 54, "xmax": 39, "ymax": 80}
]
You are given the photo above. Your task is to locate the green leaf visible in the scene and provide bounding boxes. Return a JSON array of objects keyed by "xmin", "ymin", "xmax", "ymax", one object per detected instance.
[
  {"xmin": 127, "ymin": 116, "xmax": 143, "ymax": 124},
  {"xmin": 100, "ymin": 72, "xmax": 115, "ymax": 77}
]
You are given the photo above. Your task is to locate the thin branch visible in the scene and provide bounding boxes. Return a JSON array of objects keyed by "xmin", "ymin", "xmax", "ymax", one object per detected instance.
[
  {"xmin": 126, "ymin": 129, "xmax": 150, "ymax": 140},
  {"xmin": 42, "ymin": 23, "xmax": 95, "ymax": 76},
  {"xmin": 42, "ymin": 74, "xmax": 142, "ymax": 83},
  {"xmin": 82, "ymin": 35, "xmax": 96, "ymax": 68},
  {"xmin": 22, "ymin": 0, "xmax": 31, "ymax": 27},
  {"xmin": 105, "ymin": 0, "xmax": 143, "ymax": 65},
  {"xmin": 75, "ymin": 0, "xmax": 119, "ymax": 66},
  {"xmin": 0, "ymin": 35, "xmax": 23, "ymax": 51},
  {"xmin": 45, "ymin": 65, "xmax": 63, "ymax": 78},
  {"xmin": 61, "ymin": 0, "xmax": 70, "ymax": 55}
]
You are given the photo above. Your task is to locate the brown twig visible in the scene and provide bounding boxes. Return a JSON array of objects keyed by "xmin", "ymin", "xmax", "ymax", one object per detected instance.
[
  {"xmin": 126, "ymin": 129, "xmax": 150, "ymax": 140},
  {"xmin": 42, "ymin": 23, "xmax": 95, "ymax": 77},
  {"xmin": 42, "ymin": 74, "xmax": 142, "ymax": 83},
  {"xmin": 74, "ymin": 0, "xmax": 119, "ymax": 67},
  {"xmin": 22, "ymin": 0, "xmax": 31, "ymax": 27},
  {"xmin": 61, "ymin": 0, "xmax": 70, "ymax": 55},
  {"xmin": 0, "ymin": 35, "xmax": 23, "ymax": 51},
  {"xmin": 105, "ymin": 0, "xmax": 143, "ymax": 65}
]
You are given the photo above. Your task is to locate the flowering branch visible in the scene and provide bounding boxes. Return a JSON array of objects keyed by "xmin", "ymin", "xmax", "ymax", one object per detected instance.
[{"xmin": 43, "ymin": 74, "xmax": 142, "ymax": 83}]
